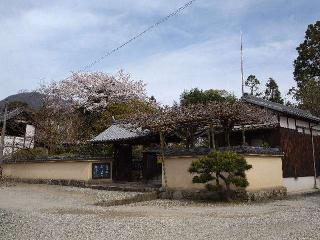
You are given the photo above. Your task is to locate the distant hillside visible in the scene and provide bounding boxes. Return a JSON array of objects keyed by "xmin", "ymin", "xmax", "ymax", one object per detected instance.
[{"xmin": 0, "ymin": 92, "xmax": 44, "ymax": 110}]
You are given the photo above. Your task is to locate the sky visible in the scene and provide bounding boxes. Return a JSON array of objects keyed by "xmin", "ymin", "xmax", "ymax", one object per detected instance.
[{"xmin": 1, "ymin": 0, "xmax": 320, "ymax": 105}]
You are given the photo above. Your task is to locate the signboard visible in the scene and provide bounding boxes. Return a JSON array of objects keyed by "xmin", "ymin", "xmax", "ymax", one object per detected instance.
[{"xmin": 92, "ymin": 163, "xmax": 111, "ymax": 179}]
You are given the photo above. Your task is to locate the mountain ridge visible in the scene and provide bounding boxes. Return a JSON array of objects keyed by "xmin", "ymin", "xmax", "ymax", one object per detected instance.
[{"xmin": 0, "ymin": 92, "xmax": 44, "ymax": 110}]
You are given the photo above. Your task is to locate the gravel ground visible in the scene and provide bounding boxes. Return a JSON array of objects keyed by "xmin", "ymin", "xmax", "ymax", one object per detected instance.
[{"xmin": 1, "ymin": 183, "xmax": 320, "ymax": 240}]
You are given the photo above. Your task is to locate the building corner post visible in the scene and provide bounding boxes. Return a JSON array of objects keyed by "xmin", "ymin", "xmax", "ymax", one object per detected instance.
[
  {"xmin": 0, "ymin": 102, "xmax": 8, "ymax": 164},
  {"xmin": 0, "ymin": 102, "xmax": 8, "ymax": 177},
  {"xmin": 311, "ymin": 127, "xmax": 318, "ymax": 189}
]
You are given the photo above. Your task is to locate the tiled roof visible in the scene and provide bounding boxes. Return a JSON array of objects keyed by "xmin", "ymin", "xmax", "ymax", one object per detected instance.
[
  {"xmin": 242, "ymin": 94, "xmax": 320, "ymax": 123},
  {"xmin": 91, "ymin": 123, "xmax": 150, "ymax": 142},
  {"xmin": 4, "ymin": 155, "xmax": 111, "ymax": 163},
  {"xmin": 0, "ymin": 108, "xmax": 23, "ymax": 123},
  {"xmin": 146, "ymin": 146, "xmax": 282, "ymax": 156},
  {"xmin": 232, "ymin": 122, "xmax": 279, "ymax": 131}
]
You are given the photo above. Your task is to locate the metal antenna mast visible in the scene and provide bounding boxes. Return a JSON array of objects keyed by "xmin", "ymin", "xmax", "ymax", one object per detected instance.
[{"xmin": 240, "ymin": 32, "xmax": 244, "ymax": 96}]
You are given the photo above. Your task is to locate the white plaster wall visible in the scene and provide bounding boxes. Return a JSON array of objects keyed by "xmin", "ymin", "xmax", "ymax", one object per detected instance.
[
  {"xmin": 279, "ymin": 116, "xmax": 319, "ymax": 136},
  {"xmin": 296, "ymin": 120, "xmax": 309, "ymax": 128},
  {"xmin": 279, "ymin": 116, "xmax": 288, "ymax": 128},
  {"xmin": 3, "ymin": 136, "xmax": 34, "ymax": 156},
  {"xmin": 288, "ymin": 118, "xmax": 296, "ymax": 130},
  {"xmin": 278, "ymin": 116, "xmax": 318, "ymax": 135},
  {"xmin": 25, "ymin": 125, "xmax": 35, "ymax": 138},
  {"xmin": 297, "ymin": 127, "xmax": 303, "ymax": 133},
  {"xmin": 283, "ymin": 177, "xmax": 320, "ymax": 192},
  {"xmin": 313, "ymin": 130, "xmax": 320, "ymax": 136},
  {"xmin": 163, "ymin": 155, "xmax": 284, "ymax": 191},
  {"xmin": 2, "ymin": 124, "xmax": 35, "ymax": 156},
  {"xmin": 312, "ymin": 125, "xmax": 320, "ymax": 136}
]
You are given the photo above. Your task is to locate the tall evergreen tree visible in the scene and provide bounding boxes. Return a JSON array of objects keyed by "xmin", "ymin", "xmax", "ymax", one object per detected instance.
[
  {"xmin": 291, "ymin": 20, "xmax": 320, "ymax": 116},
  {"xmin": 294, "ymin": 21, "xmax": 320, "ymax": 88},
  {"xmin": 290, "ymin": 80, "xmax": 320, "ymax": 116},
  {"xmin": 245, "ymin": 75, "xmax": 261, "ymax": 96},
  {"xmin": 264, "ymin": 78, "xmax": 284, "ymax": 104}
]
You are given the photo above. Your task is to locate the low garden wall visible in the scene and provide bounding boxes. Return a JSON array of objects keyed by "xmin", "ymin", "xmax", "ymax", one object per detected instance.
[
  {"xmin": 162, "ymin": 154, "xmax": 284, "ymax": 191},
  {"xmin": 245, "ymin": 155, "xmax": 283, "ymax": 191},
  {"xmin": 160, "ymin": 150, "xmax": 286, "ymax": 200},
  {"xmin": 1, "ymin": 158, "xmax": 113, "ymax": 182}
]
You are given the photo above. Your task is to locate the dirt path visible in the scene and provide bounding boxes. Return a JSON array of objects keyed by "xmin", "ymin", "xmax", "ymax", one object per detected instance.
[{"xmin": 1, "ymin": 183, "xmax": 320, "ymax": 240}]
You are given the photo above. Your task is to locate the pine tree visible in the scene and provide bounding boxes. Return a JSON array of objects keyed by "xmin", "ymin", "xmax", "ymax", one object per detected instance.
[
  {"xmin": 264, "ymin": 78, "xmax": 284, "ymax": 104},
  {"xmin": 294, "ymin": 21, "xmax": 320, "ymax": 88},
  {"xmin": 245, "ymin": 75, "xmax": 261, "ymax": 96},
  {"xmin": 291, "ymin": 80, "xmax": 320, "ymax": 116},
  {"xmin": 291, "ymin": 20, "xmax": 320, "ymax": 116}
]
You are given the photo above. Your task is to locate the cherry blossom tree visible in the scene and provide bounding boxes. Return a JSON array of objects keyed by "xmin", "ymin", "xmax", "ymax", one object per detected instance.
[
  {"xmin": 32, "ymin": 70, "xmax": 151, "ymax": 151},
  {"xmin": 40, "ymin": 70, "xmax": 148, "ymax": 111}
]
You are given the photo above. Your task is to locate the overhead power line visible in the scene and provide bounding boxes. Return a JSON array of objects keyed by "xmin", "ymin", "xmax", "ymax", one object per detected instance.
[{"xmin": 77, "ymin": 0, "xmax": 197, "ymax": 73}]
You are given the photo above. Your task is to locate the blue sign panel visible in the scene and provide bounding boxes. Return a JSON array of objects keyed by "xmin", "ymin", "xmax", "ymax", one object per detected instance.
[{"xmin": 92, "ymin": 163, "xmax": 111, "ymax": 179}]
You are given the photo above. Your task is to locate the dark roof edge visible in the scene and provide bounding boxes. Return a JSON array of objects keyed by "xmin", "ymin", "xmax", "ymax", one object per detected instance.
[
  {"xmin": 145, "ymin": 146, "xmax": 283, "ymax": 157},
  {"xmin": 241, "ymin": 94, "xmax": 320, "ymax": 123},
  {"xmin": 3, "ymin": 155, "xmax": 112, "ymax": 164}
]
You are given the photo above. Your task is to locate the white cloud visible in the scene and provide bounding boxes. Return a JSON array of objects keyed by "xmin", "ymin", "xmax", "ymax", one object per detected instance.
[
  {"xmin": 0, "ymin": 0, "xmax": 319, "ymax": 105},
  {"xmin": 125, "ymin": 36, "xmax": 297, "ymax": 105}
]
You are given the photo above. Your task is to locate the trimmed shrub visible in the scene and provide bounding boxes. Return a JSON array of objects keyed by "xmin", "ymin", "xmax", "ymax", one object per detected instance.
[
  {"xmin": 189, "ymin": 150, "xmax": 252, "ymax": 193},
  {"xmin": 11, "ymin": 147, "xmax": 48, "ymax": 159}
]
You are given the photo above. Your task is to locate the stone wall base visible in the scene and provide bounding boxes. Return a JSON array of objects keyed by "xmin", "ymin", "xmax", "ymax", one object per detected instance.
[
  {"xmin": 1, "ymin": 177, "xmax": 87, "ymax": 188},
  {"xmin": 159, "ymin": 186, "xmax": 287, "ymax": 202},
  {"xmin": 0, "ymin": 177, "xmax": 158, "ymax": 193},
  {"xmin": 2, "ymin": 177, "xmax": 287, "ymax": 202},
  {"xmin": 246, "ymin": 187, "xmax": 287, "ymax": 201}
]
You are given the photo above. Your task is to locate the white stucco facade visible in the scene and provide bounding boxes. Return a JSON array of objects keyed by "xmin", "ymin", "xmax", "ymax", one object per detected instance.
[
  {"xmin": 279, "ymin": 115, "xmax": 320, "ymax": 136},
  {"xmin": 2, "ymin": 124, "xmax": 35, "ymax": 156}
]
